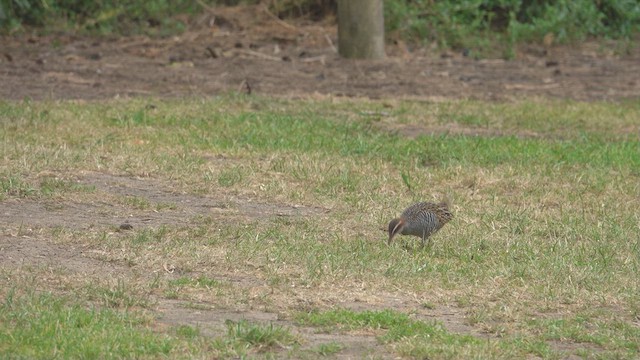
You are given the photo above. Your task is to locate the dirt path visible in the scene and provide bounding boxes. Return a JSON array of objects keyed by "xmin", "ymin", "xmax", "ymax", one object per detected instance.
[{"xmin": 1, "ymin": 5, "xmax": 639, "ymax": 102}]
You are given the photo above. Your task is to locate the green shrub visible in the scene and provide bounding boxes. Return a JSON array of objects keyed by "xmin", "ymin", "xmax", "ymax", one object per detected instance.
[
  {"xmin": 0, "ymin": 0, "xmax": 239, "ymax": 34},
  {"xmin": 386, "ymin": 0, "xmax": 640, "ymax": 50},
  {"xmin": 1, "ymin": 0, "xmax": 638, "ymax": 48}
]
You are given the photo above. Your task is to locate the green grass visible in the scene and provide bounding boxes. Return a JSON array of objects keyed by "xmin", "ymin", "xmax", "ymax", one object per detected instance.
[
  {"xmin": 296, "ymin": 308, "xmax": 472, "ymax": 343},
  {"xmin": 39, "ymin": 176, "xmax": 95, "ymax": 196},
  {"xmin": 212, "ymin": 320, "xmax": 299, "ymax": 357},
  {"xmin": 0, "ymin": 96, "xmax": 639, "ymax": 358},
  {"xmin": 0, "ymin": 176, "xmax": 36, "ymax": 199},
  {"xmin": 81, "ymin": 279, "xmax": 151, "ymax": 309},
  {"xmin": 0, "ymin": 174, "xmax": 94, "ymax": 200},
  {"xmin": 175, "ymin": 324, "xmax": 200, "ymax": 339},
  {"xmin": 0, "ymin": 290, "xmax": 173, "ymax": 359},
  {"xmin": 312, "ymin": 341, "xmax": 344, "ymax": 356},
  {"xmin": 296, "ymin": 308, "xmax": 548, "ymax": 358},
  {"xmin": 168, "ymin": 276, "xmax": 222, "ymax": 291},
  {"xmin": 530, "ymin": 314, "xmax": 640, "ymax": 352}
]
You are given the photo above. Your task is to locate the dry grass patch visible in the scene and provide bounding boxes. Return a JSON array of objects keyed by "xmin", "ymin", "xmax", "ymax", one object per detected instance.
[{"xmin": 1, "ymin": 96, "xmax": 639, "ymax": 359}]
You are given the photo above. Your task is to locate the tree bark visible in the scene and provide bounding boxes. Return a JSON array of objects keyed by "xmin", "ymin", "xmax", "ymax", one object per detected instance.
[{"xmin": 337, "ymin": 0, "xmax": 385, "ymax": 59}]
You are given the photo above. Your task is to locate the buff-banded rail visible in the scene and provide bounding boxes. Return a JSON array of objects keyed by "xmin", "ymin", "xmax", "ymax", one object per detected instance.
[{"xmin": 388, "ymin": 201, "xmax": 453, "ymax": 248}]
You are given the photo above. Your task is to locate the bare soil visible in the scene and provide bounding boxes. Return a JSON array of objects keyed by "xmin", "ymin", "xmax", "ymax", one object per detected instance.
[
  {"xmin": 1, "ymin": 4, "xmax": 636, "ymax": 358},
  {"xmin": 1, "ymin": 5, "xmax": 639, "ymax": 102}
]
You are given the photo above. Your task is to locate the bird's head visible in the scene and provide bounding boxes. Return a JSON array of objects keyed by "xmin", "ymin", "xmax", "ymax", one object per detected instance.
[{"xmin": 387, "ymin": 218, "xmax": 405, "ymax": 245}]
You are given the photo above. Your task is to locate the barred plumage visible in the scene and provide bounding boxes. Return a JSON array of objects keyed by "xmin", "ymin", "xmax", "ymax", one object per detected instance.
[{"xmin": 388, "ymin": 201, "xmax": 453, "ymax": 247}]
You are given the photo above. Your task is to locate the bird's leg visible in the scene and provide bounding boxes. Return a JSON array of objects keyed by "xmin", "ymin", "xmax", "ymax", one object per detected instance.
[{"xmin": 421, "ymin": 229, "xmax": 426, "ymax": 249}]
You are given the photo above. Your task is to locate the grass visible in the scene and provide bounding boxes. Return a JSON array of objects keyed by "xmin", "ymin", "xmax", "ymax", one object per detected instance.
[
  {"xmin": 81, "ymin": 279, "xmax": 152, "ymax": 309},
  {"xmin": 0, "ymin": 290, "xmax": 173, "ymax": 359},
  {"xmin": 169, "ymin": 275, "xmax": 221, "ymax": 289},
  {"xmin": 212, "ymin": 320, "xmax": 299, "ymax": 357},
  {"xmin": 0, "ymin": 289, "xmax": 299, "ymax": 359},
  {"xmin": 295, "ymin": 308, "xmax": 565, "ymax": 358},
  {"xmin": 0, "ymin": 95, "xmax": 639, "ymax": 358},
  {"xmin": 312, "ymin": 341, "xmax": 344, "ymax": 356},
  {"xmin": 296, "ymin": 308, "xmax": 476, "ymax": 343},
  {"xmin": 0, "ymin": 174, "xmax": 94, "ymax": 200}
]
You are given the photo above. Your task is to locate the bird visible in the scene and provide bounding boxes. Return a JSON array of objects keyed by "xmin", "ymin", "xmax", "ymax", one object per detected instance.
[{"xmin": 388, "ymin": 201, "xmax": 453, "ymax": 248}]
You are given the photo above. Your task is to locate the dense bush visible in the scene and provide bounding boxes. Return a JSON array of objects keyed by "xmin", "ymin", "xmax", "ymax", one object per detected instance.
[
  {"xmin": 0, "ymin": 0, "xmax": 216, "ymax": 35},
  {"xmin": 386, "ymin": 0, "xmax": 640, "ymax": 50},
  {"xmin": 1, "ymin": 0, "xmax": 638, "ymax": 49}
]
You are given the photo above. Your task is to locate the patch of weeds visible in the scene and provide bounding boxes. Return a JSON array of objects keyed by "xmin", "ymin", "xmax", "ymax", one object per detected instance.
[
  {"xmin": 175, "ymin": 324, "xmax": 200, "ymax": 339},
  {"xmin": 156, "ymin": 202, "xmax": 178, "ymax": 210},
  {"xmin": 0, "ymin": 176, "xmax": 95, "ymax": 198},
  {"xmin": 168, "ymin": 275, "xmax": 221, "ymax": 289},
  {"xmin": 217, "ymin": 166, "xmax": 247, "ymax": 187},
  {"xmin": 39, "ymin": 177, "xmax": 95, "ymax": 196},
  {"xmin": 421, "ymin": 302, "xmax": 437, "ymax": 310},
  {"xmin": 130, "ymin": 227, "xmax": 168, "ymax": 245},
  {"xmin": 295, "ymin": 309, "xmax": 528, "ymax": 357},
  {"xmin": 82, "ymin": 279, "xmax": 151, "ymax": 309},
  {"xmin": 122, "ymin": 195, "xmax": 151, "ymax": 210},
  {"xmin": 164, "ymin": 288, "xmax": 180, "ymax": 300},
  {"xmin": 312, "ymin": 341, "xmax": 344, "ymax": 356},
  {"xmin": 182, "ymin": 302, "xmax": 215, "ymax": 311},
  {"xmin": 226, "ymin": 319, "xmax": 297, "ymax": 347},
  {"xmin": 165, "ymin": 276, "xmax": 223, "ymax": 300},
  {"xmin": 0, "ymin": 176, "xmax": 36, "ymax": 198},
  {"xmin": 530, "ymin": 315, "xmax": 640, "ymax": 354},
  {"xmin": 212, "ymin": 320, "xmax": 298, "ymax": 357},
  {"xmin": 0, "ymin": 290, "xmax": 173, "ymax": 359},
  {"xmin": 296, "ymin": 308, "xmax": 472, "ymax": 342}
]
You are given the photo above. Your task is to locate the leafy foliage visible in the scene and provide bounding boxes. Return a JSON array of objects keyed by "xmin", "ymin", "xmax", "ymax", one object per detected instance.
[
  {"xmin": 0, "ymin": 0, "xmax": 220, "ymax": 34},
  {"xmin": 386, "ymin": 0, "xmax": 640, "ymax": 55},
  {"xmin": 1, "ymin": 0, "xmax": 637, "ymax": 49}
]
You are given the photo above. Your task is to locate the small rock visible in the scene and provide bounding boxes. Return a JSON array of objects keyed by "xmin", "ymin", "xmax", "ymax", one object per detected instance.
[
  {"xmin": 119, "ymin": 223, "xmax": 133, "ymax": 230},
  {"xmin": 87, "ymin": 53, "xmax": 101, "ymax": 60},
  {"xmin": 206, "ymin": 47, "xmax": 222, "ymax": 59}
]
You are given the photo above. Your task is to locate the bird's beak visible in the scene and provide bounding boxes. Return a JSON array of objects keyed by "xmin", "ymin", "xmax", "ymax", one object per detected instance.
[
  {"xmin": 387, "ymin": 233, "xmax": 395, "ymax": 245},
  {"xmin": 387, "ymin": 219, "xmax": 403, "ymax": 245}
]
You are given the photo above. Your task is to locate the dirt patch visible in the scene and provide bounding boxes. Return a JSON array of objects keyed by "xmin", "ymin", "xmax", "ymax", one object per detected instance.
[
  {"xmin": 1, "ymin": 5, "xmax": 639, "ymax": 102},
  {"xmin": 0, "ymin": 234, "xmax": 126, "ymax": 277},
  {"xmin": 548, "ymin": 340, "xmax": 604, "ymax": 358},
  {"xmin": 84, "ymin": 172, "xmax": 327, "ymax": 220},
  {"xmin": 0, "ymin": 171, "xmax": 325, "ymax": 232},
  {"xmin": 156, "ymin": 298, "xmax": 390, "ymax": 358}
]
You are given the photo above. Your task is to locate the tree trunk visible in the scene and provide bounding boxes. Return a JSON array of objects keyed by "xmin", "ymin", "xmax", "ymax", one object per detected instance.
[{"xmin": 337, "ymin": 0, "xmax": 385, "ymax": 59}]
